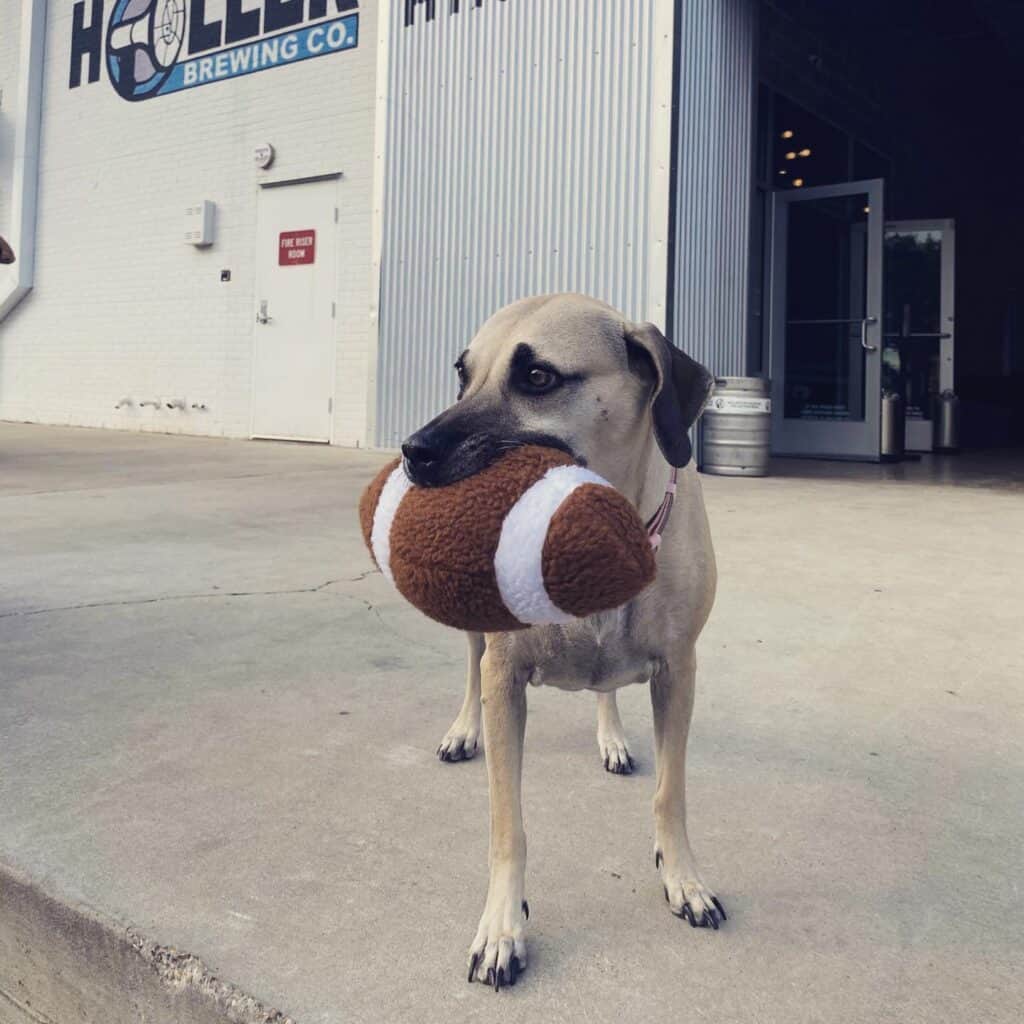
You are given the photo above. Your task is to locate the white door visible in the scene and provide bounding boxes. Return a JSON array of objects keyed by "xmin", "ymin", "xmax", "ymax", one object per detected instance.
[
  {"xmin": 770, "ymin": 179, "xmax": 885, "ymax": 460},
  {"xmin": 252, "ymin": 179, "xmax": 338, "ymax": 442}
]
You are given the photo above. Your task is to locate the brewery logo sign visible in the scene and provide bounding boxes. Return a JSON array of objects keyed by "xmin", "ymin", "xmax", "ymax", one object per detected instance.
[{"xmin": 69, "ymin": 1, "xmax": 359, "ymax": 102}]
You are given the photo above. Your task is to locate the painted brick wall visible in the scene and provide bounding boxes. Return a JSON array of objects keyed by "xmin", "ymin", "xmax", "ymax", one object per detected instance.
[{"xmin": 0, "ymin": 1, "xmax": 376, "ymax": 446}]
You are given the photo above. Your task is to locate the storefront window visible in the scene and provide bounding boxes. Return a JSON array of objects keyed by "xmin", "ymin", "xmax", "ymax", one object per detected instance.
[{"xmin": 751, "ymin": 88, "xmax": 893, "ymax": 380}]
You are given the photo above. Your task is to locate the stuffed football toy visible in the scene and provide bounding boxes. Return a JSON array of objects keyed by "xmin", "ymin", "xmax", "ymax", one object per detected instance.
[{"xmin": 358, "ymin": 445, "xmax": 656, "ymax": 632}]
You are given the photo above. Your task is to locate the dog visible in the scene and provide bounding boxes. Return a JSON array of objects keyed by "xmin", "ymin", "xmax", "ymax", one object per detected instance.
[
  {"xmin": 0, "ymin": 236, "xmax": 14, "ymax": 264},
  {"xmin": 401, "ymin": 293, "xmax": 723, "ymax": 989}
]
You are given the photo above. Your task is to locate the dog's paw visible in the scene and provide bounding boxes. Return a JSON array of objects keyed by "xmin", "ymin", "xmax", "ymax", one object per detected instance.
[
  {"xmin": 467, "ymin": 897, "xmax": 529, "ymax": 990},
  {"xmin": 662, "ymin": 875, "xmax": 726, "ymax": 929},
  {"xmin": 598, "ymin": 734, "xmax": 634, "ymax": 775},
  {"xmin": 656, "ymin": 851, "xmax": 726, "ymax": 928},
  {"xmin": 437, "ymin": 716, "xmax": 480, "ymax": 763}
]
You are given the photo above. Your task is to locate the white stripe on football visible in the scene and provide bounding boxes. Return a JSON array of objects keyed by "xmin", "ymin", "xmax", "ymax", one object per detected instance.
[{"xmin": 493, "ymin": 465, "xmax": 612, "ymax": 624}]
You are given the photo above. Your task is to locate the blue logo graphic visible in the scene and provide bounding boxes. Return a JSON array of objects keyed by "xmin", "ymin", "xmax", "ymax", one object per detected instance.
[
  {"xmin": 106, "ymin": 0, "xmax": 185, "ymax": 100},
  {"xmin": 101, "ymin": 1, "xmax": 358, "ymax": 102}
]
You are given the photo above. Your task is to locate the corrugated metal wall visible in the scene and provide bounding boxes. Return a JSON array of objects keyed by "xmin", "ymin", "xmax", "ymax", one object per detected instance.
[
  {"xmin": 375, "ymin": 0, "xmax": 672, "ymax": 447},
  {"xmin": 671, "ymin": 0, "xmax": 757, "ymax": 377}
]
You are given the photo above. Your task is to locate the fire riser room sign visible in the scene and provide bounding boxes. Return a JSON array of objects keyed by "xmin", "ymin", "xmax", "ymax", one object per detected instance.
[{"xmin": 69, "ymin": 1, "xmax": 359, "ymax": 102}]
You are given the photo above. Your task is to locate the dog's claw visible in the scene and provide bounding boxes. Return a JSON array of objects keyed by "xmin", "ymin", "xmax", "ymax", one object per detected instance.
[
  {"xmin": 468, "ymin": 900, "xmax": 528, "ymax": 988},
  {"xmin": 681, "ymin": 903, "xmax": 696, "ymax": 926},
  {"xmin": 711, "ymin": 895, "xmax": 727, "ymax": 922},
  {"xmin": 600, "ymin": 742, "xmax": 634, "ymax": 775},
  {"xmin": 437, "ymin": 736, "xmax": 477, "ymax": 763},
  {"xmin": 655, "ymin": 850, "xmax": 663, "ymax": 870},
  {"xmin": 703, "ymin": 908, "xmax": 719, "ymax": 930}
]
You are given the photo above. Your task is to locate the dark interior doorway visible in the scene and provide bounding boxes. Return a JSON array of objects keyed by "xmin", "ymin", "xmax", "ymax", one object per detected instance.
[{"xmin": 758, "ymin": 0, "xmax": 1024, "ymax": 450}]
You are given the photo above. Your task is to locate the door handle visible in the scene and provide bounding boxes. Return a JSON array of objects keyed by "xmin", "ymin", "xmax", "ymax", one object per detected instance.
[
  {"xmin": 861, "ymin": 316, "xmax": 878, "ymax": 352},
  {"xmin": 256, "ymin": 300, "xmax": 272, "ymax": 325}
]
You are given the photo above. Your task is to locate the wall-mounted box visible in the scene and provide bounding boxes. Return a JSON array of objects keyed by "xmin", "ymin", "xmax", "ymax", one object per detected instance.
[{"xmin": 184, "ymin": 201, "xmax": 215, "ymax": 246}]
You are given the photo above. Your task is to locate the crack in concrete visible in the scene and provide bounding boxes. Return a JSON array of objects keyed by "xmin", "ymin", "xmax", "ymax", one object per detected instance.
[
  {"xmin": 346, "ymin": 569, "xmax": 378, "ymax": 583},
  {"xmin": 0, "ymin": 576, "xmax": 374, "ymax": 620},
  {"xmin": 0, "ymin": 983, "xmax": 58, "ymax": 1024},
  {"xmin": 1, "ymin": 567, "xmax": 452, "ymax": 662},
  {"xmin": 355, "ymin": 598, "xmax": 451, "ymax": 658}
]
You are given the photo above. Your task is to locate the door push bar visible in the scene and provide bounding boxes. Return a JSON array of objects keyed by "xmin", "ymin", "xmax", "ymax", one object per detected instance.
[
  {"xmin": 786, "ymin": 316, "xmax": 879, "ymax": 352},
  {"xmin": 860, "ymin": 316, "xmax": 878, "ymax": 352}
]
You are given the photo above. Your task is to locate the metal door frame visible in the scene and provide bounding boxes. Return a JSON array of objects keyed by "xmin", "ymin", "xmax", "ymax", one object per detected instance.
[
  {"xmin": 884, "ymin": 217, "xmax": 956, "ymax": 451},
  {"xmin": 769, "ymin": 178, "xmax": 885, "ymax": 460}
]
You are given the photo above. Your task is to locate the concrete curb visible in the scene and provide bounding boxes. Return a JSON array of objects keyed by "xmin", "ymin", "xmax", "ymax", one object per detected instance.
[{"xmin": 0, "ymin": 861, "xmax": 297, "ymax": 1024}]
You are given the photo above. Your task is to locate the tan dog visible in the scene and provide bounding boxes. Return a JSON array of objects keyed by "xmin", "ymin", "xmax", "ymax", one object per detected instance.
[{"xmin": 401, "ymin": 293, "xmax": 723, "ymax": 989}]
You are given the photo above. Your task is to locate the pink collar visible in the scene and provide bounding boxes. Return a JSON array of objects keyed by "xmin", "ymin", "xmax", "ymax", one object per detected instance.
[{"xmin": 645, "ymin": 466, "xmax": 678, "ymax": 552}]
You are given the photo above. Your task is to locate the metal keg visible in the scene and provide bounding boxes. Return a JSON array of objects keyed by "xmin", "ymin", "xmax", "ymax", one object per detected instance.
[
  {"xmin": 933, "ymin": 390, "xmax": 960, "ymax": 453},
  {"xmin": 701, "ymin": 377, "xmax": 771, "ymax": 476},
  {"xmin": 880, "ymin": 390, "xmax": 905, "ymax": 462}
]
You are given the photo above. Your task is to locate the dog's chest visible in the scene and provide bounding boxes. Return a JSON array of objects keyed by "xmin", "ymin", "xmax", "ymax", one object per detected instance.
[{"xmin": 519, "ymin": 608, "xmax": 658, "ymax": 693}]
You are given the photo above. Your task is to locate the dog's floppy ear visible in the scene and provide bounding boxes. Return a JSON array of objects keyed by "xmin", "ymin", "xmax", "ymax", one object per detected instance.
[{"xmin": 623, "ymin": 322, "xmax": 714, "ymax": 468}]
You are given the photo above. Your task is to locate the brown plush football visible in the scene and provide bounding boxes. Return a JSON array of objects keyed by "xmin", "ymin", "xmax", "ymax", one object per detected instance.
[{"xmin": 358, "ymin": 445, "xmax": 656, "ymax": 632}]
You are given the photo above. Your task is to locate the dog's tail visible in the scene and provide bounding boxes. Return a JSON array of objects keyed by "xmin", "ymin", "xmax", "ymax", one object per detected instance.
[{"xmin": 0, "ymin": 235, "xmax": 15, "ymax": 265}]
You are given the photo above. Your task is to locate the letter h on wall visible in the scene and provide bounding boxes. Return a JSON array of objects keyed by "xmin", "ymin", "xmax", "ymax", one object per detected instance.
[{"xmin": 69, "ymin": 0, "xmax": 104, "ymax": 88}]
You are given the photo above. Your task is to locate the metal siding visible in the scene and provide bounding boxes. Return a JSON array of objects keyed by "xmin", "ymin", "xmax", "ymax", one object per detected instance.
[
  {"xmin": 672, "ymin": 0, "xmax": 757, "ymax": 377},
  {"xmin": 376, "ymin": 0, "xmax": 665, "ymax": 447}
]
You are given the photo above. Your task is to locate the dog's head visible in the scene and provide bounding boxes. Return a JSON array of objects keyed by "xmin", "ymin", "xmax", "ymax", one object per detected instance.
[{"xmin": 400, "ymin": 293, "xmax": 713, "ymax": 488}]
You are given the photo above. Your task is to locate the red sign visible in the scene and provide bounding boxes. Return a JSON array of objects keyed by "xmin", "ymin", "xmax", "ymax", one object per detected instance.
[{"xmin": 278, "ymin": 230, "xmax": 316, "ymax": 266}]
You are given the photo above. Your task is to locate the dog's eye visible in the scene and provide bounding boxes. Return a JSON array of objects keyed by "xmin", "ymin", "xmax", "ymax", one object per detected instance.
[
  {"xmin": 525, "ymin": 366, "xmax": 560, "ymax": 392},
  {"xmin": 454, "ymin": 360, "xmax": 468, "ymax": 399}
]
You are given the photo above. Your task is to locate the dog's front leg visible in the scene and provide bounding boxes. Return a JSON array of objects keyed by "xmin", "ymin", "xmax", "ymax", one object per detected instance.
[
  {"xmin": 650, "ymin": 645, "xmax": 726, "ymax": 929},
  {"xmin": 467, "ymin": 640, "xmax": 528, "ymax": 989}
]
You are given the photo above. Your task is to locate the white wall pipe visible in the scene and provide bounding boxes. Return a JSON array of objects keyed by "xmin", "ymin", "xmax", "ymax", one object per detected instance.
[{"xmin": 0, "ymin": 0, "xmax": 47, "ymax": 322}]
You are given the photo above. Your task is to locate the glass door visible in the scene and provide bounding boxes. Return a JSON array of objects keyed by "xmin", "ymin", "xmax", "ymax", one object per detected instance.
[
  {"xmin": 770, "ymin": 179, "xmax": 884, "ymax": 459},
  {"xmin": 883, "ymin": 219, "xmax": 955, "ymax": 451}
]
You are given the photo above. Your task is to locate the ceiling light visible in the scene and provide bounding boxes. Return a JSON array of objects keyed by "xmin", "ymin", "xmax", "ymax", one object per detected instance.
[
  {"xmin": 778, "ymin": 169, "xmax": 787, "ymax": 175},
  {"xmin": 785, "ymin": 151, "xmax": 797, "ymax": 160},
  {"xmin": 793, "ymin": 178, "xmax": 804, "ymax": 187},
  {"xmin": 863, "ymin": 205, "xmax": 871, "ymax": 213},
  {"xmin": 799, "ymin": 148, "xmax": 812, "ymax": 157},
  {"xmin": 781, "ymin": 130, "xmax": 794, "ymax": 139}
]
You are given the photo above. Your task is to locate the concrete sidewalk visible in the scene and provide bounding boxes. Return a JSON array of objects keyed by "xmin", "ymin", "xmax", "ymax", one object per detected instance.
[{"xmin": 1, "ymin": 424, "xmax": 1021, "ymax": 1024}]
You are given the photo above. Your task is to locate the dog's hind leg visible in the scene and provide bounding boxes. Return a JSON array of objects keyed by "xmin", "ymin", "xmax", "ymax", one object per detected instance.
[
  {"xmin": 596, "ymin": 691, "xmax": 634, "ymax": 774},
  {"xmin": 437, "ymin": 631, "xmax": 484, "ymax": 762},
  {"xmin": 650, "ymin": 645, "xmax": 726, "ymax": 929}
]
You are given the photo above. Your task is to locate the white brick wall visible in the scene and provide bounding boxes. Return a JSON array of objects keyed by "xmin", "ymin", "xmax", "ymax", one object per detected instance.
[
  {"xmin": 0, "ymin": 0, "xmax": 22, "ymax": 246},
  {"xmin": 0, "ymin": 1, "xmax": 377, "ymax": 446}
]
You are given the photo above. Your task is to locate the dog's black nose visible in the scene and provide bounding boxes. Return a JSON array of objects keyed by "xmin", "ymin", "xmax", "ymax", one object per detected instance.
[
  {"xmin": 401, "ymin": 437, "xmax": 440, "ymax": 470},
  {"xmin": 401, "ymin": 427, "xmax": 452, "ymax": 485},
  {"xmin": 402, "ymin": 419, "xmax": 474, "ymax": 486}
]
